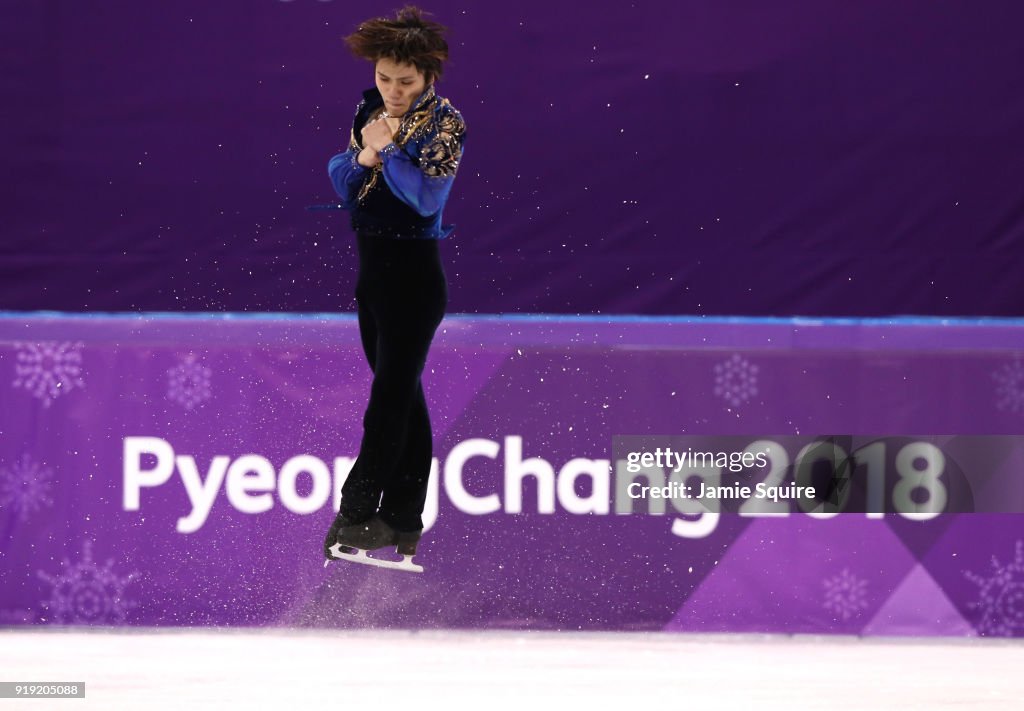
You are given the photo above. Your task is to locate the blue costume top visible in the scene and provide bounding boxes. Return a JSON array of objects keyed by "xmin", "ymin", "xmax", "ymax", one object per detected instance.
[{"xmin": 327, "ymin": 85, "xmax": 466, "ymax": 239}]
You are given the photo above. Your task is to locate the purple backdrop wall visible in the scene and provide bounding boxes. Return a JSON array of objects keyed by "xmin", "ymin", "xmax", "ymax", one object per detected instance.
[{"xmin": 2, "ymin": 1, "xmax": 1023, "ymax": 316}]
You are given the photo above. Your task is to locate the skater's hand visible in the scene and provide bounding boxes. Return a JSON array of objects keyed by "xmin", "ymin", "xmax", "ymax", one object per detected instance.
[
  {"xmin": 360, "ymin": 116, "xmax": 399, "ymax": 152},
  {"xmin": 356, "ymin": 146, "xmax": 380, "ymax": 168}
]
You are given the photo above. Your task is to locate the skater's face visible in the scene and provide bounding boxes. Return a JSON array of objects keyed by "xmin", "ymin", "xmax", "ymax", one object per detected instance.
[{"xmin": 375, "ymin": 57, "xmax": 427, "ymax": 118}]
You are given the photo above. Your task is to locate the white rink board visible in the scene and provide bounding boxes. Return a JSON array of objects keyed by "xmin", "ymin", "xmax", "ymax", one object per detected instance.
[{"xmin": 1, "ymin": 628, "xmax": 1022, "ymax": 710}]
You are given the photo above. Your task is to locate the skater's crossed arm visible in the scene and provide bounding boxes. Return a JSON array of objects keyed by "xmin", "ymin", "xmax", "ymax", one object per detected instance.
[
  {"xmin": 326, "ymin": 101, "xmax": 382, "ymax": 209},
  {"xmin": 374, "ymin": 110, "xmax": 467, "ymax": 218},
  {"xmin": 327, "ymin": 145, "xmax": 370, "ymax": 210}
]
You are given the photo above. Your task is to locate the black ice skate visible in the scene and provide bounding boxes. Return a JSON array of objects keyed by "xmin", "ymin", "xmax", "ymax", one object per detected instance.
[{"xmin": 324, "ymin": 515, "xmax": 423, "ymax": 573}]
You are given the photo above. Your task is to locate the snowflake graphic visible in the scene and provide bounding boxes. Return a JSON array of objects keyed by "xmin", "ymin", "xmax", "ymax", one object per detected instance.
[
  {"xmin": 992, "ymin": 357, "xmax": 1024, "ymax": 413},
  {"xmin": 11, "ymin": 341, "xmax": 85, "ymax": 408},
  {"xmin": 0, "ymin": 453, "xmax": 55, "ymax": 522},
  {"xmin": 166, "ymin": 352, "xmax": 212, "ymax": 410},
  {"xmin": 713, "ymin": 353, "xmax": 759, "ymax": 407},
  {"xmin": 823, "ymin": 568, "xmax": 869, "ymax": 621},
  {"xmin": 964, "ymin": 539, "xmax": 1024, "ymax": 636},
  {"xmin": 37, "ymin": 540, "xmax": 139, "ymax": 625}
]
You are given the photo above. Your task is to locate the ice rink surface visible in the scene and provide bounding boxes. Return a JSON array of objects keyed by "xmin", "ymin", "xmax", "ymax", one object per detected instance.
[{"xmin": 1, "ymin": 628, "xmax": 1022, "ymax": 710}]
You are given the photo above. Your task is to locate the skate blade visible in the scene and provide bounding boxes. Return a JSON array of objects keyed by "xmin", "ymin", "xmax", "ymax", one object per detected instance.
[{"xmin": 325, "ymin": 543, "xmax": 423, "ymax": 573}]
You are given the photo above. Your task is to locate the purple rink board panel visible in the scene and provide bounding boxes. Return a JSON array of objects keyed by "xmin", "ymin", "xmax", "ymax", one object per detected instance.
[{"xmin": 1, "ymin": 313, "xmax": 1024, "ymax": 635}]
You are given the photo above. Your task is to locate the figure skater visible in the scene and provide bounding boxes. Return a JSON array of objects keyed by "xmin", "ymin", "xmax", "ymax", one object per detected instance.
[{"xmin": 322, "ymin": 5, "xmax": 466, "ymax": 572}]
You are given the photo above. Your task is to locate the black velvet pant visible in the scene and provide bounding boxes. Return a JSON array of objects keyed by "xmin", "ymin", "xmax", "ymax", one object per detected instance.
[{"xmin": 338, "ymin": 231, "xmax": 447, "ymax": 532}]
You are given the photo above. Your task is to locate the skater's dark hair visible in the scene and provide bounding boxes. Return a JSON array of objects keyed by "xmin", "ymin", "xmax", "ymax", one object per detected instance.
[{"xmin": 344, "ymin": 6, "xmax": 450, "ymax": 85}]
